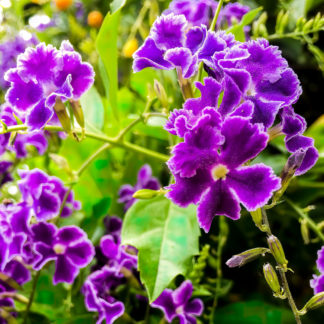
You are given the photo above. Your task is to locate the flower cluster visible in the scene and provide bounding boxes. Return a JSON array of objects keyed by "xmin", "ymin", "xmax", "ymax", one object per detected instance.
[
  {"xmin": 133, "ymin": 13, "xmax": 238, "ymax": 79},
  {"xmin": 118, "ymin": 164, "xmax": 160, "ymax": 210},
  {"xmin": 310, "ymin": 246, "xmax": 324, "ymax": 294},
  {"xmin": 152, "ymin": 280, "xmax": 204, "ymax": 323},
  {"xmin": 0, "ymin": 34, "xmax": 38, "ymax": 90},
  {"xmin": 82, "ymin": 216, "xmax": 138, "ymax": 324},
  {"xmin": 165, "ymin": 0, "xmax": 249, "ymax": 27},
  {"xmin": 132, "ymin": 13, "xmax": 319, "ymax": 232},
  {"xmin": 5, "ymin": 40, "xmax": 94, "ymax": 130},
  {"xmin": 0, "ymin": 168, "xmax": 92, "ymax": 321}
]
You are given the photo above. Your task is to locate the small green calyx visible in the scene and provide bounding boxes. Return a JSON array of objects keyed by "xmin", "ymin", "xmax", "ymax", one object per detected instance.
[
  {"xmin": 267, "ymin": 235, "xmax": 289, "ymax": 271},
  {"xmin": 263, "ymin": 263, "xmax": 286, "ymax": 299}
]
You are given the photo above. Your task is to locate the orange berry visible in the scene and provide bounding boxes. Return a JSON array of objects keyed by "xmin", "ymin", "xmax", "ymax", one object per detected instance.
[
  {"xmin": 55, "ymin": 0, "xmax": 73, "ymax": 11},
  {"xmin": 87, "ymin": 11, "xmax": 104, "ymax": 28},
  {"xmin": 122, "ymin": 38, "xmax": 139, "ymax": 58}
]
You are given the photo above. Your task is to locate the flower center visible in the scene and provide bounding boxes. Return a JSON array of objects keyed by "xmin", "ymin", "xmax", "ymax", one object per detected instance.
[
  {"xmin": 211, "ymin": 164, "xmax": 229, "ymax": 180},
  {"xmin": 53, "ymin": 243, "xmax": 66, "ymax": 255},
  {"xmin": 175, "ymin": 305, "xmax": 184, "ymax": 314}
]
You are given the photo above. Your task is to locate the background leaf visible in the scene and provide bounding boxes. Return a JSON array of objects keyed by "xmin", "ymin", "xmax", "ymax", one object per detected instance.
[
  {"xmin": 80, "ymin": 86, "xmax": 105, "ymax": 131},
  {"xmin": 227, "ymin": 7, "xmax": 263, "ymax": 42},
  {"xmin": 96, "ymin": 1, "xmax": 127, "ymax": 123},
  {"xmin": 121, "ymin": 196, "xmax": 200, "ymax": 302},
  {"xmin": 213, "ymin": 300, "xmax": 295, "ymax": 324}
]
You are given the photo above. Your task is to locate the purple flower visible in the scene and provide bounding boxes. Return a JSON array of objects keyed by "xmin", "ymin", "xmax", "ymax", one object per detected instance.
[
  {"xmin": 83, "ymin": 267, "xmax": 125, "ymax": 324},
  {"xmin": 218, "ymin": 3, "xmax": 250, "ymax": 27},
  {"xmin": 0, "ymin": 34, "xmax": 38, "ymax": 90},
  {"xmin": 133, "ymin": 14, "xmax": 237, "ymax": 79},
  {"xmin": 31, "ymin": 222, "xmax": 94, "ymax": 285},
  {"xmin": 0, "ymin": 105, "xmax": 48, "ymax": 158},
  {"xmin": 18, "ymin": 168, "xmax": 81, "ymax": 221},
  {"xmin": 0, "ymin": 203, "xmax": 30, "ymax": 270},
  {"xmin": 5, "ymin": 40, "xmax": 94, "ymax": 130},
  {"xmin": 210, "ymin": 39, "xmax": 302, "ymax": 129},
  {"xmin": 100, "ymin": 235, "xmax": 137, "ymax": 271},
  {"xmin": 310, "ymin": 274, "xmax": 324, "ymax": 294},
  {"xmin": 165, "ymin": 0, "xmax": 217, "ymax": 27},
  {"xmin": 118, "ymin": 164, "xmax": 160, "ymax": 210},
  {"xmin": 0, "ymin": 260, "xmax": 30, "ymax": 316},
  {"xmin": 167, "ymin": 116, "xmax": 281, "ymax": 232},
  {"xmin": 0, "ymin": 161, "xmax": 13, "ymax": 188},
  {"xmin": 151, "ymin": 280, "xmax": 203, "ymax": 324}
]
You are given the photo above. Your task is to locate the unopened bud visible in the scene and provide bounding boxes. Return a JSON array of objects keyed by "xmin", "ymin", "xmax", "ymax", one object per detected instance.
[
  {"xmin": 300, "ymin": 292, "xmax": 324, "ymax": 315},
  {"xmin": 154, "ymin": 80, "xmax": 168, "ymax": 108},
  {"xmin": 133, "ymin": 188, "xmax": 162, "ymax": 199},
  {"xmin": 54, "ymin": 98, "xmax": 71, "ymax": 134},
  {"xmin": 300, "ymin": 219, "xmax": 310, "ymax": 245},
  {"xmin": 0, "ymin": 272, "xmax": 21, "ymax": 290},
  {"xmin": 226, "ymin": 247, "xmax": 270, "ymax": 268},
  {"xmin": 267, "ymin": 235, "xmax": 288, "ymax": 271},
  {"xmin": 70, "ymin": 100, "xmax": 84, "ymax": 129},
  {"xmin": 263, "ymin": 263, "xmax": 284, "ymax": 298}
]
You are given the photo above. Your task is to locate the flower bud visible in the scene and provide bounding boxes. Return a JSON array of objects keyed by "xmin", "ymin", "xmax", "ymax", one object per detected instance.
[
  {"xmin": 54, "ymin": 98, "xmax": 72, "ymax": 134},
  {"xmin": 154, "ymin": 80, "xmax": 168, "ymax": 108},
  {"xmin": 226, "ymin": 247, "xmax": 270, "ymax": 268},
  {"xmin": 0, "ymin": 272, "xmax": 21, "ymax": 290},
  {"xmin": 70, "ymin": 100, "xmax": 85, "ymax": 129},
  {"xmin": 122, "ymin": 38, "xmax": 139, "ymax": 58},
  {"xmin": 300, "ymin": 219, "xmax": 310, "ymax": 245},
  {"xmin": 263, "ymin": 263, "xmax": 283, "ymax": 298},
  {"xmin": 267, "ymin": 235, "xmax": 288, "ymax": 271},
  {"xmin": 133, "ymin": 189, "xmax": 161, "ymax": 199},
  {"xmin": 300, "ymin": 292, "xmax": 324, "ymax": 315}
]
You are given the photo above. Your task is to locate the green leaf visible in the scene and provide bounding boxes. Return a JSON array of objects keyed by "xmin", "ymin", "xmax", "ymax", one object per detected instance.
[
  {"xmin": 121, "ymin": 196, "xmax": 200, "ymax": 302},
  {"xmin": 289, "ymin": 0, "xmax": 324, "ymax": 19},
  {"xmin": 80, "ymin": 86, "xmax": 105, "ymax": 131},
  {"xmin": 96, "ymin": 1, "xmax": 127, "ymax": 123},
  {"xmin": 228, "ymin": 7, "xmax": 263, "ymax": 42},
  {"xmin": 213, "ymin": 300, "xmax": 295, "ymax": 324}
]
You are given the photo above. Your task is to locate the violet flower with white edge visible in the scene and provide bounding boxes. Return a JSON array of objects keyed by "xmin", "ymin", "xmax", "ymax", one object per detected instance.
[
  {"xmin": 167, "ymin": 116, "xmax": 281, "ymax": 232},
  {"xmin": 151, "ymin": 280, "xmax": 203, "ymax": 324},
  {"xmin": 165, "ymin": 0, "xmax": 217, "ymax": 27},
  {"xmin": 83, "ymin": 266, "xmax": 125, "ymax": 324},
  {"xmin": 18, "ymin": 168, "xmax": 81, "ymax": 221},
  {"xmin": 0, "ymin": 203, "xmax": 30, "ymax": 270},
  {"xmin": 31, "ymin": 222, "xmax": 94, "ymax": 285},
  {"xmin": 5, "ymin": 40, "xmax": 94, "ymax": 130},
  {"xmin": 0, "ymin": 34, "xmax": 38, "ymax": 90},
  {"xmin": 118, "ymin": 164, "xmax": 160, "ymax": 210}
]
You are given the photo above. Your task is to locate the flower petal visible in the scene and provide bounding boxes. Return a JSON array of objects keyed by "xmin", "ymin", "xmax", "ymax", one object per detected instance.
[
  {"xmin": 197, "ymin": 180, "xmax": 241, "ymax": 232},
  {"xmin": 226, "ymin": 164, "xmax": 281, "ymax": 211}
]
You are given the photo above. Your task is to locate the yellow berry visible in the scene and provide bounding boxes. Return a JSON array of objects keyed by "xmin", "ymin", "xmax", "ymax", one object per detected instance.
[{"xmin": 122, "ymin": 38, "xmax": 139, "ymax": 58}]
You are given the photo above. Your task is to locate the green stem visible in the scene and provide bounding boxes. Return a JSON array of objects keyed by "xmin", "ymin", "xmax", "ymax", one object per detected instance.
[
  {"xmin": 267, "ymin": 29, "xmax": 324, "ymax": 40},
  {"xmin": 0, "ymin": 125, "xmax": 169, "ymax": 162},
  {"xmin": 209, "ymin": 216, "xmax": 227, "ymax": 323},
  {"xmin": 210, "ymin": 0, "xmax": 224, "ymax": 32},
  {"xmin": 286, "ymin": 199, "xmax": 324, "ymax": 242},
  {"xmin": 258, "ymin": 209, "xmax": 302, "ymax": 324},
  {"xmin": 278, "ymin": 268, "xmax": 302, "ymax": 324},
  {"xmin": 23, "ymin": 271, "xmax": 41, "ymax": 324}
]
